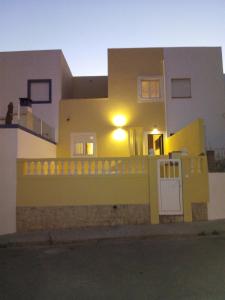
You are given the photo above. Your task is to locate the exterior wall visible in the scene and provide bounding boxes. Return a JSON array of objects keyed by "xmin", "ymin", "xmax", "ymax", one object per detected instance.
[
  {"xmin": 165, "ymin": 118, "xmax": 205, "ymax": 155},
  {"xmin": 164, "ymin": 47, "xmax": 225, "ymax": 149},
  {"xmin": 61, "ymin": 54, "xmax": 73, "ymax": 99},
  {"xmin": 0, "ymin": 129, "xmax": 17, "ymax": 234},
  {"xmin": 181, "ymin": 156, "xmax": 209, "ymax": 222},
  {"xmin": 17, "ymin": 205, "xmax": 150, "ymax": 231},
  {"xmin": 0, "ymin": 127, "xmax": 56, "ymax": 235},
  {"xmin": 108, "ymin": 48, "xmax": 164, "ymax": 102},
  {"xmin": 208, "ymin": 173, "xmax": 225, "ymax": 220},
  {"xmin": 17, "ymin": 155, "xmax": 208, "ymax": 230},
  {"xmin": 17, "ymin": 173, "xmax": 149, "ymax": 206},
  {"xmin": 57, "ymin": 48, "xmax": 165, "ymax": 158},
  {"xmin": 72, "ymin": 76, "xmax": 108, "ymax": 98},
  {"xmin": 17, "ymin": 129, "xmax": 56, "ymax": 158},
  {"xmin": 0, "ymin": 50, "xmax": 63, "ymax": 141}
]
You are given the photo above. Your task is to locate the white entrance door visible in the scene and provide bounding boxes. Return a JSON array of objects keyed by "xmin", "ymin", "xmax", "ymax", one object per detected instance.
[{"xmin": 157, "ymin": 159, "xmax": 183, "ymax": 215}]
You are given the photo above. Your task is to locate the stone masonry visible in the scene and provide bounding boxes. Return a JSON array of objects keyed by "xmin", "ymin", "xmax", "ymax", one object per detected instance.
[{"xmin": 17, "ymin": 204, "xmax": 150, "ymax": 232}]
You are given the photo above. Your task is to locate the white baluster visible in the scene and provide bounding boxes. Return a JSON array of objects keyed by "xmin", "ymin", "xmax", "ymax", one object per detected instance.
[
  {"xmin": 108, "ymin": 160, "xmax": 112, "ymax": 175},
  {"xmin": 56, "ymin": 161, "xmax": 59, "ymax": 175},
  {"xmin": 173, "ymin": 161, "xmax": 176, "ymax": 178},
  {"xmin": 115, "ymin": 160, "xmax": 119, "ymax": 175},
  {"xmin": 33, "ymin": 161, "xmax": 38, "ymax": 175},
  {"xmin": 61, "ymin": 161, "xmax": 65, "ymax": 175},
  {"xmin": 190, "ymin": 158, "xmax": 194, "ymax": 174},
  {"xmin": 74, "ymin": 160, "xmax": 77, "ymax": 175},
  {"xmin": 168, "ymin": 161, "xmax": 171, "ymax": 179},
  {"xmin": 53, "ymin": 160, "xmax": 57, "ymax": 175},
  {"xmin": 95, "ymin": 160, "xmax": 98, "ymax": 175},
  {"xmin": 102, "ymin": 160, "xmax": 105, "ymax": 175},
  {"xmin": 47, "ymin": 161, "xmax": 50, "ymax": 175},
  {"xmin": 197, "ymin": 158, "xmax": 202, "ymax": 174},
  {"xmin": 105, "ymin": 160, "xmax": 109, "ymax": 175},
  {"xmin": 88, "ymin": 159, "xmax": 91, "ymax": 175},
  {"xmin": 27, "ymin": 161, "xmax": 31, "ymax": 175},
  {"xmin": 135, "ymin": 159, "xmax": 138, "ymax": 174},
  {"xmin": 69, "ymin": 161, "xmax": 73, "ymax": 175},
  {"xmin": 81, "ymin": 160, "xmax": 84, "ymax": 175},
  {"xmin": 122, "ymin": 160, "xmax": 126, "ymax": 175}
]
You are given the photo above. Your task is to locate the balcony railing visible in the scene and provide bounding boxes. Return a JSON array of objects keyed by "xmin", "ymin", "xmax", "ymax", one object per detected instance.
[
  {"xmin": 0, "ymin": 109, "xmax": 55, "ymax": 143},
  {"xmin": 19, "ymin": 157, "xmax": 148, "ymax": 176},
  {"xmin": 18, "ymin": 155, "xmax": 207, "ymax": 177}
]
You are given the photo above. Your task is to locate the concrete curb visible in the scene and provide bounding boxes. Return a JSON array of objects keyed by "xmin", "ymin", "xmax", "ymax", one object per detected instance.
[{"xmin": 0, "ymin": 220, "xmax": 225, "ymax": 248}]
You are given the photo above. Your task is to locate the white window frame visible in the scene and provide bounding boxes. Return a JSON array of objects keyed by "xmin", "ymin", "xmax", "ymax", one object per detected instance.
[
  {"xmin": 70, "ymin": 132, "xmax": 97, "ymax": 157},
  {"xmin": 137, "ymin": 76, "xmax": 164, "ymax": 103}
]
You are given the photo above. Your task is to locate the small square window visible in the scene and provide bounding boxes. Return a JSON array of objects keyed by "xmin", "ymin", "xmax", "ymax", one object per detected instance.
[
  {"xmin": 28, "ymin": 79, "xmax": 52, "ymax": 104},
  {"xmin": 138, "ymin": 77, "xmax": 163, "ymax": 102},
  {"xmin": 71, "ymin": 133, "xmax": 96, "ymax": 157},
  {"xmin": 171, "ymin": 78, "xmax": 191, "ymax": 98}
]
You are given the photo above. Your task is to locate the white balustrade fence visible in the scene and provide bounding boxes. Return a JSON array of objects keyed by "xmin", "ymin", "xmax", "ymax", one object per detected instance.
[
  {"xmin": 21, "ymin": 157, "xmax": 148, "ymax": 176},
  {"xmin": 185, "ymin": 156, "xmax": 204, "ymax": 175}
]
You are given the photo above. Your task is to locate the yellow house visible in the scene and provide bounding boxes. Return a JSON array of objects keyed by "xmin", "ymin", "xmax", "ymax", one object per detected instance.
[
  {"xmin": 58, "ymin": 48, "xmax": 166, "ymax": 158},
  {"xmin": 1, "ymin": 47, "xmax": 225, "ymax": 233}
]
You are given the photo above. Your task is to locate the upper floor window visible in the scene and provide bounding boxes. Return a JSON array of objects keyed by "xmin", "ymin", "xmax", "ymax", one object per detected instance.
[
  {"xmin": 171, "ymin": 78, "xmax": 191, "ymax": 98},
  {"xmin": 138, "ymin": 76, "xmax": 163, "ymax": 102},
  {"xmin": 70, "ymin": 132, "xmax": 96, "ymax": 157},
  {"xmin": 28, "ymin": 79, "xmax": 52, "ymax": 104}
]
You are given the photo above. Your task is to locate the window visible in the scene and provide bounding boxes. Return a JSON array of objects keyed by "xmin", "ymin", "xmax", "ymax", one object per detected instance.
[
  {"xmin": 28, "ymin": 79, "xmax": 52, "ymax": 104},
  {"xmin": 171, "ymin": 78, "xmax": 191, "ymax": 98},
  {"xmin": 138, "ymin": 77, "xmax": 163, "ymax": 102},
  {"xmin": 71, "ymin": 133, "xmax": 96, "ymax": 157}
]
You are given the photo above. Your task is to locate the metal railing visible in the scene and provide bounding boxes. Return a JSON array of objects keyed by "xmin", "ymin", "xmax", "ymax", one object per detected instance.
[{"xmin": 0, "ymin": 109, "xmax": 55, "ymax": 142}]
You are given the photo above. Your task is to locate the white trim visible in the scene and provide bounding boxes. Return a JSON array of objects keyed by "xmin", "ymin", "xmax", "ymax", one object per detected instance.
[
  {"xmin": 137, "ymin": 76, "xmax": 164, "ymax": 103},
  {"xmin": 70, "ymin": 132, "xmax": 97, "ymax": 158}
]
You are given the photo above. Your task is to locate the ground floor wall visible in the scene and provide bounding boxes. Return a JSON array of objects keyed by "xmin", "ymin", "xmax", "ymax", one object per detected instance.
[
  {"xmin": 208, "ymin": 173, "xmax": 225, "ymax": 220},
  {"xmin": 16, "ymin": 156, "xmax": 209, "ymax": 232},
  {"xmin": 0, "ymin": 127, "xmax": 56, "ymax": 235},
  {"xmin": 17, "ymin": 204, "xmax": 150, "ymax": 231}
]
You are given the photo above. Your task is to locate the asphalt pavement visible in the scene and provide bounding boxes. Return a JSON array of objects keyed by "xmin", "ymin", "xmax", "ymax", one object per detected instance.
[{"xmin": 1, "ymin": 234, "xmax": 225, "ymax": 299}]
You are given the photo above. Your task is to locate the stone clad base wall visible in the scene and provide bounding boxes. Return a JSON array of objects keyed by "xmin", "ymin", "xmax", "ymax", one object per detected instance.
[
  {"xmin": 159, "ymin": 215, "xmax": 184, "ymax": 224},
  {"xmin": 192, "ymin": 203, "xmax": 208, "ymax": 221},
  {"xmin": 16, "ymin": 204, "xmax": 150, "ymax": 232}
]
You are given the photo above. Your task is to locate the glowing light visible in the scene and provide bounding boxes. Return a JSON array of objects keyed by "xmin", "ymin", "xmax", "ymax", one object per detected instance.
[
  {"xmin": 151, "ymin": 126, "xmax": 160, "ymax": 135},
  {"xmin": 113, "ymin": 115, "xmax": 127, "ymax": 127},
  {"xmin": 113, "ymin": 128, "xmax": 127, "ymax": 141}
]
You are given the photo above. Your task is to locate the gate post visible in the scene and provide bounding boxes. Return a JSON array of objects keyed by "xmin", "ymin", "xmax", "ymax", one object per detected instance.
[{"xmin": 148, "ymin": 156, "xmax": 159, "ymax": 224}]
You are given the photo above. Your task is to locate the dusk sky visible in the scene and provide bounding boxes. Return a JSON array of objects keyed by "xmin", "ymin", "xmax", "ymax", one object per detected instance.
[{"xmin": 0, "ymin": 0, "xmax": 225, "ymax": 75}]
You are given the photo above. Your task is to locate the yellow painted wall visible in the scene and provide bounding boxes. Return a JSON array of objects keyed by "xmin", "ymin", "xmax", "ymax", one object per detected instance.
[
  {"xmin": 17, "ymin": 174, "xmax": 149, "ymax": 207},
  {"xmin": 148, "ymin": 157, "xmax": 159, "ymax": 224},
  {"xmin": 181, "ymin": 156, "xmax": 209, "ymax": 222},
  {"xmin": 57, "ymin": 48, "xmax": 165, "ymax": 158},
  {"xmin": 17, "ymin": 155, "xmax": 209, "ymax": 224},
  {"xmin": 165, "ymin": 118, "xmax": 205, "ymax": 155},
  {"xmin": 108, "ymin": 48, "xmax": 164, "ymax": 103}
]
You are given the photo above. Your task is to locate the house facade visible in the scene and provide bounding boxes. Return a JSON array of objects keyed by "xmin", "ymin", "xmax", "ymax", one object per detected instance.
[{"xmin": 0, "ymin": 47, "xmax": 225, "ymax": 234}]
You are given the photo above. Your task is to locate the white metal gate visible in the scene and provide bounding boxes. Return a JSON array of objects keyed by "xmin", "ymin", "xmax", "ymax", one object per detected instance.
[{"xmin": 157, "ymin": 159, "xmax": 183, "ymax": 215}]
